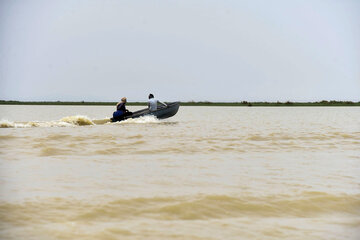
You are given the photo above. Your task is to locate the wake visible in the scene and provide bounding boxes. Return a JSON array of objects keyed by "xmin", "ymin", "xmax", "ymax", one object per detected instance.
[{"xmin": 0, "ymin": 115, "xmax": 160, "ymax": 128}]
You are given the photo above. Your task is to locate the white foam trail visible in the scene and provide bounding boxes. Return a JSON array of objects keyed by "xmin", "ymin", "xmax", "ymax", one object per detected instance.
[
  {"xmin": 39, "ymin": 121, "xmax": 74, "ymax": 128},
  {"xmin": 0, "ymin": 119, "xmax": 73, "ymax": 128},
  {"xmin": 0, "ymin": 120, "xmax": 42, "ymax": 128},
  {"xmin": 0, "ymin": 115, "xmax": 161, "ymax": 128},
  {"xmin": 59, "ymin": 115, "xmax": 94, "ymax": 126},
  {"xmin": 0, "ymin": 119, "xmax": 16, "ymax": 128},
  {"xmin": 0, "ymin": 116, "xmax": 95, "ymax": 128},
  {"xmin": 113, "ymin": 115, "xmax": 160, "ymax": 124}
]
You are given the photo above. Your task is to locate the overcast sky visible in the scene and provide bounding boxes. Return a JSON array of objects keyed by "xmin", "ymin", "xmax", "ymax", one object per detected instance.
[{"xmin": 0, "ymin": 0, "xmax": 359, "ymax": 102}]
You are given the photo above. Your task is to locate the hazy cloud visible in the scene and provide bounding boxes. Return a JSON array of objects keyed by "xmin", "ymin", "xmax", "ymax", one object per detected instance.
[{"xmin": 1, "ymin": 0, "xmax": 359, "ymax": 102}]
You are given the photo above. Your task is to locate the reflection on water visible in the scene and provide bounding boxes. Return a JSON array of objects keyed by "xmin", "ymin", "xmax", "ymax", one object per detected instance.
[{"xmin": 0, "ymin": 106, "xmax": 360, "ymax": 240}]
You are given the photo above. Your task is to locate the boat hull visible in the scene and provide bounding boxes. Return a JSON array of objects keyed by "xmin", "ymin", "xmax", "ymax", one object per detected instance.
[
  {"xmin": 127, "ymin": 102, "xmax": 180, "ymax": 120},
  {"xmin": 111, "ymin": 102, "xmax": 179, "ymax": 122}
]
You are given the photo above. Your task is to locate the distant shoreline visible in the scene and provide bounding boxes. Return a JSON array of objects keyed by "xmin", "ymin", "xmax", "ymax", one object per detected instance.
[{"xmin": 1, "ymin": 100, "xmax": 359, "ymax": 106}]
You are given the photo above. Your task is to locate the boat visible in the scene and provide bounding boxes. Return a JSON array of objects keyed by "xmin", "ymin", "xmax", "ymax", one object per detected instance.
[{"xmin": 111, "ymin": 102, "xmax": 180, "ymax": 122}]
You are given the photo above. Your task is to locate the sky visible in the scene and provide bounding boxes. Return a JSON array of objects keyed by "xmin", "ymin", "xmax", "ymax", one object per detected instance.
[{"xmin": 0, "ymin": 0, "xmax": 359, "ymax": 102}]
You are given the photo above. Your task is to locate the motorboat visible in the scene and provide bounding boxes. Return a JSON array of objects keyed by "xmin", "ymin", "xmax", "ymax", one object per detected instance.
[{"xmin": 111, "ymin": 102, "xmax": 180, "ymax": 122}]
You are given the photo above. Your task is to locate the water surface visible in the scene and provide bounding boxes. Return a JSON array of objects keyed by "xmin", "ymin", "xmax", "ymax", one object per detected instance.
[{"xmin": 1, "ymin": 105, "xmax": 359, "ymax": 239}]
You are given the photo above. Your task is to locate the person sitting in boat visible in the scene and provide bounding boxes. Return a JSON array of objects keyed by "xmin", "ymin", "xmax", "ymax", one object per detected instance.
[
  {"xmin": 148, "ymin": 94, "xmax": 167, "ymax": 111},
  {"xmin": 112, "ymin": 97, "xmax": 132, "ymax": 122}
]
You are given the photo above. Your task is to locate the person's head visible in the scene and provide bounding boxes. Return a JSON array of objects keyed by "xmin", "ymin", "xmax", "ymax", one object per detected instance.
[
  {"xmin": 121, "ymin": 97, "xmax": 127, "ymax": 103},
  {"xmin": 148, "ymin": 94, "xmax": 154, "ymax": 99}
]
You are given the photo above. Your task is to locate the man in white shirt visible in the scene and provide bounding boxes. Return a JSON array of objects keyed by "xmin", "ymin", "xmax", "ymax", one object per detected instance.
[{"xmin": 148, "ymin": 93, "xmax": 167, "ymax": 111}]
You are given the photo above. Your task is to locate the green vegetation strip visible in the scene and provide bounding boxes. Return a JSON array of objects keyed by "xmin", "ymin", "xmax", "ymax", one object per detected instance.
[
  {"xmin": 0, "ymin": 100, "xmax": 143, "ymax": 106},
  {"xmin": 1, "ymin": 100, "xmax": 359, "ymax": 106}
]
